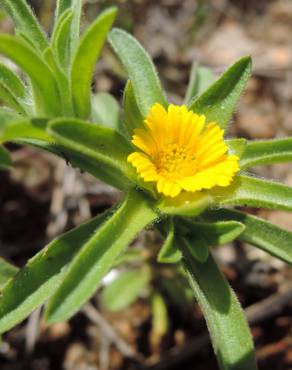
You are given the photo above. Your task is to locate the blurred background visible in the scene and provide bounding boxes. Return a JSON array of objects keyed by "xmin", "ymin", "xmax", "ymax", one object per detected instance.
[{"xmin": 0, "ymin": 0, "xmax": 292, "ymax": 369}]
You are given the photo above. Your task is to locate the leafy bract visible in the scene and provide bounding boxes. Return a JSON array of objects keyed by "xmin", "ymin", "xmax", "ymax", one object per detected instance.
[
  {"xmin": 71, "ymin": 7, "xmax": 117, "ymax": 118},
  {"xmin": 181, "ymin": 244, "xmax": 257, "ymax": 370},
  {"xmin": 240, "ymin": 138, "xmax": 292, "ymax": 169},
  {"xmin": 213, "ymin": 175, "xmax": 292, "ymax": 211},
  {"xmin": 189, "ymin": 56, "xmax": 252, "ymax": 129},
  {"xmin": 205, "ymin": 209, "xmax": 292, "ymax": 264},
  {"xmin": 0, "ymin": 212, "xmax": 109, "ymax": 333},
  {"xmin": 0, "ymin": 0, "xmax": 48, "ymax": 51},
  {"xmin": 102, "ymin": 267, "xmax": 151, "ymax": 311},
  {"xmin": 157, "ymin": 220, "xmax": 182, "ymax": 263},
  {"xmin": 48, "ymin": 118, "xmax": 137, "ymax": 190},
  {"xmin": 45, "ymin": 190, "xmax": 158, "ymax": 323},
  {"xmin": 181, "ymin": 219, "xmax": 245, "ymax": 246},
  {"xmin": 0, "ymin": 35, "xmax": 61, "ymax": 116},
  {"xmin": 108, "ymin": 28, "xmax": 168, "ymax": 117},
  {"xmin": 0, "ymin": 83, "xmax": 26, "ymax": 114}
]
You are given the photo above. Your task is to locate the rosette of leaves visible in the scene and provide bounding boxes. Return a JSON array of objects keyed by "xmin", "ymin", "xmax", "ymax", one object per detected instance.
[{"xmin": 0, "ymin": 2, "xmax": 292, "ymax": 369}]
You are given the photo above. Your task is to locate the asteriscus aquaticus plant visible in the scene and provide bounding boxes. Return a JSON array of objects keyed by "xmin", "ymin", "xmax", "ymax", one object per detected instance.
[{"xmin": 128, "ymin": 103, "xmax": 240, "ymax": 198}]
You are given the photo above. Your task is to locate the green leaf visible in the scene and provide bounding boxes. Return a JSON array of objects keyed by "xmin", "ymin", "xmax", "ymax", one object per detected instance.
[
  {"xmin": 0, "ymin": 83, "xmax": 26, "ymax": 114},
  {"xmin": 55, "ymin": 0, "xmax": 73, "ymax": 20},
  {"xmin": 102, "ymin": 267, "xmax": 151, "ymax": 311},
  {"xmin": 188, "ymin": 56, "xmax": 252, "ymax": 129},
  {"xmin": 48, "ymin": 118, "xmax": 137, "ymax": 190},
  {"xmin": 185, "ymin": 62, "xmax": 215, "ymax": 104},
  {"xmin": 0, "ymin": 145, "xmax": 12, "ymax": 170},
  {"xmin": 181, "ymin": 219, "xmax": 245, "ymax": 246},
  {"xmin": 159, "ymin": 192, "xmax": 211, "ymax": 217},
  {"xmin": 0, "ymin": 212, "xmax": 109, "ymax": 333},
  {"xmin": 51, "ymin": 9, "xmax": 73, "ymax": 70},
  {"xmin": 91, "ymin": 93, "xmax": 120, "ymax": 129},
  {"xmin": 0, "ymin": 118, "xmax": 51, "ymax": 144},
  {"xmin": 205, "ymin": 209, "xmax": 292, "ymax": 264},
  {"xmin": 213, "ymin": 175, "xmax": 292, "ymax": 211},
  {"xmin": 226, "ymin": 138, "xmax": 247, "ymax": 157},
  {"xmin": 108, "ymin": 28, "xmax": 168, "ymax": 117},
  {"xmin": 181, "ymin": 234, "xmax": 209, "ymax": 263},
  {"xmin": 71, "ymin": 7, "xmax": 117, "ymax": 119},
  {"xmin": 157, "ymin": 220, "xmax": 182, "ymax": 263},
  {"xmin": 0, "ymin": 35, "xmax": 61, "ymax": 116},
  {"xmin": 0, "ymin": 258, "xmax": 18, "ymax": 289},
  {"xmin": 45, "ymin": 190, "xmax": 158, "ymax": 323},
  {"xmin": 240, "ymin": 138, "xmax": 292, "ymax": 169},
  {"xmin": 43, "ymin": 47, "xmax": 73, "ymax": 116},
  {"xmin": 0, "ymin": 108, "xmax": 20, "ymax": 125},
  {"xmin": 0, "ymin": 63, "xmax": 26, "ymax": 98},
  {"xmin": 122, "ymin": 80, "xmax": 145, "ymax": 136},
  {"xmin": 181, "ymin": 245, "xmax": 257, "ymax": 370},
  {"xmin": 0, "ymin": 0, "xmax": 48, "ymax": 51}
]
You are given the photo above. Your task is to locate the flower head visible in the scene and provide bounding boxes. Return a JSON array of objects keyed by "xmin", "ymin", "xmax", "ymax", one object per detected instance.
[{"xmin": 128, "ymin": 103, "xmax": 240, "ymax": 198}]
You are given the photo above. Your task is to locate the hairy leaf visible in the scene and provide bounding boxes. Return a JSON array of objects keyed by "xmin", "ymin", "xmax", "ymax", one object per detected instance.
[
  {"xmin": 0, "ymin": 63, "xmax": 26, "ymax": 98},
  {"xmin": 213, "ymin": 175, "xmax": 292, "ymax": 211},
  {"xmin": 71, "ymin": 7, "xmax": 117, "ymax": 118},
  {"xmin": 0, "ymin": 0, "xmax": 48, "ymax": 51},
  {"xmin": 0, "ymin": 212, "xmax": 109, "ymax": 333},
  {"xmin": 0, "ymin": 35, "xmax": 61, "ymax": 116},
  {"xmin": 205, "ymin": 209, "xmax": 292, "ymax": 264},
  {"xmin": 49, "ymin": 118, "xmax": 137, "ymax": 190},
  {"xmin": 240, "ymin": 138, "xmax": 292, "ymax": 169},
  {"xmin": 157, "ymin": 220, "xmax": 182, "ymax": 263},
  {"xmin": 108, "ymin": 28, "xmax": 168, "ymax": 117},
  {"xmin": 181, "ymin": 245, "xmax": 257, "ymax": 370},
  {"xmin": 189, "ymin": 57, "xmax": 252, "ymax": 129},
  {"xmin": 45, "ymin": 190, "xmax": 158, "ymax": 323},
  {"xmin": 91, "ymin": 93, "xmax": 119, "ymax": 129},
  {"xmin": 0, "ymin": 145, "xmax": 12, "ymax": 170},
  {"xmin": 0, "ymin": 258, "xmax": 18, "ymax": 289}
]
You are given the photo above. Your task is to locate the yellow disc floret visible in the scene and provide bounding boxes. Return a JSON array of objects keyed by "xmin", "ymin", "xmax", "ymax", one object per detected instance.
[{"xmin": 128, "ymin": 103, "xmax": 240, "ymax": 198}]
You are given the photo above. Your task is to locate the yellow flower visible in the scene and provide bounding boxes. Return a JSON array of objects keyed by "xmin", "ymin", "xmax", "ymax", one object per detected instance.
[{"xmin": 128, "ymin": 103, "xmax": 240, "ymax": 198}]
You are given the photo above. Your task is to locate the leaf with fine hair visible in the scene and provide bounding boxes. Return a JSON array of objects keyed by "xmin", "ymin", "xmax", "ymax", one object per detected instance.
[
  {"xmin": 189, "ymin": 56, "xmax": 252, "ymax": 129},
  {"xmin": 0, "ymin": 211, "xmax": 109, "ymax": 334},
  {"xmin": 0, "ymin": 0, "xmax": 48, "ymax": 51},
  {"xmin": 108, "ymin": 28, "xmax": 168, "ymax": 117},
  {"xmin": 181, "ymin": 243, "xmax": 257, "ymax": 370},
  {"xmin": 0, "ymin": 119, "xmax": 51, "ymax": 144},
  {"xmin": 48, "ymin": 118, "xmax": 138, "ymax": 190},
  {"xmin": 205, "ymin": 208, "xmax": 292, "ymax": 264},
  {"xmin": 181, "ymin": 219, "xmax": 245, "ymax": 246},
  {"xmin": 212, "ymin": 175, "xmax": 292, "ymax": 211},
  {"xmin": 0, "ymin": 63, "xmax": 26, "ymax": 99},
  {"xmin": 157, "ymin": 219, "xmax": 182, "ymax": 263},
  {"xmin": 55, "ymin": 0, "xmax": 73, "ymax": 19},
  {"xmin": 226, "ymin": 138, "xmax": 247, "ymax": 157},
  {"xmin": 0, "ymin": 258, "xmax": 18, "ymax": 289},
  {"xmin": 0, "ymin": 145, "xmax": 12, "ymax": 170},
  {"xmin": 51, "ymin": 9, "xmax": 73, "ymax": 69},
  {"xmin": 123, "ymin": 80, "xmax": 145, "ymax": 136},
  {"xmin": 0, "ymin": 83, "xmax": 26, "ymax": 114},
  {"xmin": 45, "ymin": 190, "xmax": 158, "ymax": 323},
  {"xmin": 185, "ymin": 62, "xmax": 215, "ymax": 104},
  {"xmin": 0, "ymin": 35, "xmax": 61, "ymax": 116},
  {"xmin": 71, "ymin": 7, "xmax": 117, "ymax": 119},
  {"xmin": 102, "ymin": 267, "xmax": 151, "ymax": 311},
  {"xmin": 240, "ymin": 138, "xmax": 292, "ymax": 169}
]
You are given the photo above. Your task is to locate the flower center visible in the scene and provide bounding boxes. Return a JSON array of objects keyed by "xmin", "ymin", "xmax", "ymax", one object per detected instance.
[{"xmin": 154, "ymin": 142, "xmax": 198, "ymax": 181}]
